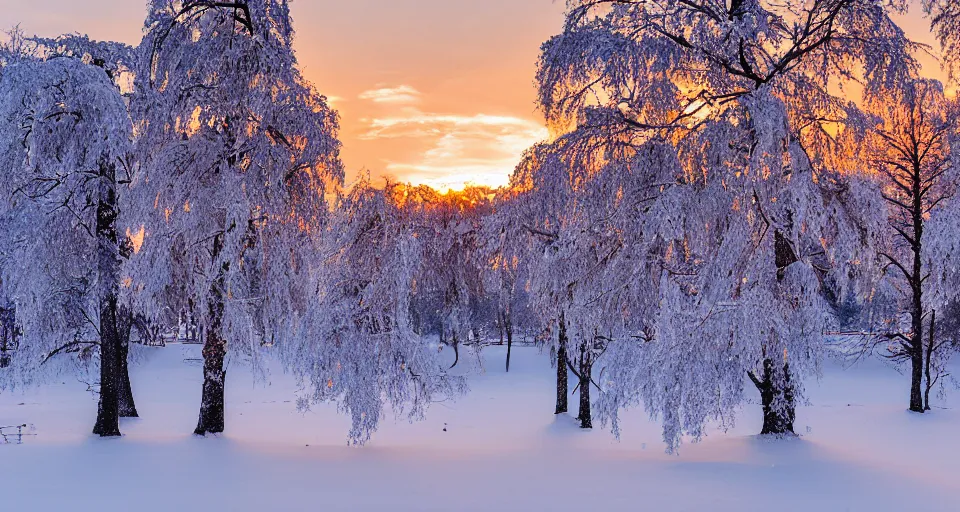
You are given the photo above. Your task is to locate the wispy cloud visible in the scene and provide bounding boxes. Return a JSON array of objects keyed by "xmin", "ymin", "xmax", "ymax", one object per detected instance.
[
  {"xmin": 358, "ymin": 85, "xmax": 422, "ymax": 105},
  {"xmin": 360, "ymin": 108, "xmax": 548, "ymax": 190},
  {"xmin": 360, "ymin": 112, "xmax": 541, "ymax": 140},
  {"xmin": 324, "ymin": 95, "xmax": 345, "ymax": 107}
]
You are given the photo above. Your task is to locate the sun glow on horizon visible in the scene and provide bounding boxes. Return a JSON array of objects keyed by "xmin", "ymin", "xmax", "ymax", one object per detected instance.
[{"xmin": 354, "ymin": 84, "xmax": 548, "ymax": 193}]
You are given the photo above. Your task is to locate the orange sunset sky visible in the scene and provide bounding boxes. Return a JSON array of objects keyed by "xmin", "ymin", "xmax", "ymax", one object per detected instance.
[{"xmin": 2, "ymin": 1, "xmax": 948, "ymax": 191}]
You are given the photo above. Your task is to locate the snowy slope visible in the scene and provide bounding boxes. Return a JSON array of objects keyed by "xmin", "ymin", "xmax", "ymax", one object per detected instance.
[{"xmin": 1, "ymin": 344, "xmax": 958, "ymax": 511}]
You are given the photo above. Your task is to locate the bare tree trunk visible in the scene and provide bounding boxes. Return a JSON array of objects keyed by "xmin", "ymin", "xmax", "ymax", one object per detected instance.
[
  {"xmin": 909, "ymin": 281, "xmax": 925, "ymax": 413},
  {"xmin": 0, "ymin": 308, "xmax": 10, "ymax": 369},
  {"xmin": 195, "ymin": 324, "xmax": 226, "ymax": 435},
  {"xmin": 412, "ymin": 308, "xmax": 422, "ymax": 336},
  {"xmin": 94, "ymin": 299, "xmax": 122, "ymax": 437},
  {"xmin": 908, "ymin": 156, "xmax": 927, "ymax": 414},
  {"xmin": 924, "ymin": 310, "xmax": 936, "ymax": 411},
  {"xmin": 908, "ymin": 341, "xmax": 925, "ymax": 413},
  {"xmin": 117, "ymin": 310, "xmax": 138, "ymax": 418},
  {"xmin": 92, "ymin": 159, "xmax": 122, "ymax": 437},
  {"xmin": 749, "ymin": 359, "xmax": 795, "ymax": 435},
  {"xmin": 497, "ymin": 311, "xmax": 504, "ymax": 345},
  {"xmin": 577, "ymin": 344, "xmax": 592, "ymax": 429},
  {"xmin": 450, "ymin": 333, "xmax": 460, "ymax": 369},
  {"xmin": 765, "ymin": 231, "xmax": 797, "ymax": 434},
  {"xmin": 504, "ymin": 310, "xmax": 513, "ymax": 373},
  {"xmin": 555, "ymin": 316, "xmax": 568, "ymax": 415},
  {"xmin": 195, "ymin": 238, "xmax": 228, "ymax": 436}
]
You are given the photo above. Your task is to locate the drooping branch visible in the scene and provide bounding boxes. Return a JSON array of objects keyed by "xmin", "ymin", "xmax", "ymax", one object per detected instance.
[{"xmin": 41, "ymin": 340, "xmax": 100, "ymax": 365}]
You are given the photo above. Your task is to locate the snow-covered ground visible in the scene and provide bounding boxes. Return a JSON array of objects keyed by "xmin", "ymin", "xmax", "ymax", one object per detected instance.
[{"xmin": 1, "ymin": 344, "xmax": 958, "ymax": 511}]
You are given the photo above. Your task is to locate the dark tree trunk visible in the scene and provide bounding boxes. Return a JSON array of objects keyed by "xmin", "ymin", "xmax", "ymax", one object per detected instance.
[
  {"xmin": 497, "ymin": 311, "xmax": 504, "ymax": 345},
  {"xmin": 555, "ymin": 316, "xmax": 568, "ymax": 415},
  {"xmin": 0, "ymin": 309, "xmax": 11, "ymax": 369},
  {"xmin": 196, "ymin": 239, "xmax": 229, "ymax": 436},
  {"xmin": 412, "ymin": 308, "xmax": 422, "ymax": 336},
  {"xmin": 94, "ymin": 298, "xmax": 122, "ymax": 437},
  {"xmin": 906, "ymin": 153, "xmax": 926, "ymax": 414},
  {"xmin": 577, "ymin": 343, "xmax": 592, "ymax": 429},
  {"xmin": 908, "ymin": 295, "xmax": 925, "ymax": 413},
  {"xmin": 504, "ymin": 310, "xmax": 513, "ymax": 373},
  {"xmin": 872, "ymin": 86, "xmax": 950, "ymax": 415},
  {"xmin": 924, "ymin": 310, "xmax": 936, "ymax": 411},
  {"xmin": 195, "ymin": 328, "xmax": 226, "ymax": 435},
  {"xmin": 450, "ymin": 333, "xmax": 460, "ymax": 369},
  {"xmin": 92, "ymin": 159, "xmax": 122, "ymax": 437},
  {"xmin": 758, "ymin": 230, "xmax": 798, "ymax": 435},
  {"xmin": 750, "ymin": 359, "xmax": 795, "ymax": 435},
  {"xmin": 117, "ymin": 311, "xmax": 138, "ymax": 418}
]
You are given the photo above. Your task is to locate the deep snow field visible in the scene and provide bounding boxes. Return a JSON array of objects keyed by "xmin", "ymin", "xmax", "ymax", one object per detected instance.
[{"xmin": 1, "ymin": 343, "xmax": 958, "ymax": 512}]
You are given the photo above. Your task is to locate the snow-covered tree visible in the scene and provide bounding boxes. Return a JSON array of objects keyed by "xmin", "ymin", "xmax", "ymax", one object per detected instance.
[
  {"xmin": 125, "ymin": 0, "xmax": 343, "ymax": 435},
  {"xmin": 507, "ymin": 143, "xmax": 578, "ymax": 417},
  {"xmin": 480, "ymin": 189, "xmax": 532, "ymax": 372},
  {"xmin": 286, "ymin": 179, "xmax": 467, "ymax": 444},
  {"xmin": 413, "ymin": 186, "xmax": 492, "ymax": 368},
  {"xmin": 923, "ymin": 0, "xmax": 960, "ymax": 80},
  {"xmin": 31, "ymin": 33, "xmax": 137, "ymax": 89},
  {"xmin": 859, "ymin": 78, "xmax": 959, "ymax": 412},
  {"xmin": 506, "ymin": 132, "xmax": 664, "ymax": 429},
  {"xmin": 527, "ymin": 0, "xmax": 922, "ymax": 449},
  {"xmin": 25, "ymin": 33, "xmax": 146, "ymax": 420},
  {"xmin": 0, "ymin": 54, "xmax": 133, "ymax": 436}
]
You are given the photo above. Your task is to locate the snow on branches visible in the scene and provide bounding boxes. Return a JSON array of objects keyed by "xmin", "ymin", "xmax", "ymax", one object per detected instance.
[
  {"xmin": 523, "ymin": 0, "xmax": 940, "ymax": 450},
  {"xmin": 0, "ymin": 55, "xmax": 132, "ymax": 391},
  {"xmin": 288, "ymin": 179, "xmax": 467, "ymax": 444},
  {"xmin": 123, "ymin": 0, "xmax": 343, "ymax": 434},
  {"xmin": 125, "ymin": 0, "xmax": 342, "ymax": 363}
]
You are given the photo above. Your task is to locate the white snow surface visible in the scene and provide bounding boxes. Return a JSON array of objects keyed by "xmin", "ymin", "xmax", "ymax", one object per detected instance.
[{"xmin": 1, "ymin": 344, "xmax": 958, "ymax": 511}]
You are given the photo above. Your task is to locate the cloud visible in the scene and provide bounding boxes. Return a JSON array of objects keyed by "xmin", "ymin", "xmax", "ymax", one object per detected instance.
[
  {"xmin": 324, "ymin": 95, "xmax": 345, "ymax": 107},
  {"xmin": 360, "ymin": 112, "xmax": 541, "ymax": 140},
  {"xmin": 360, "ymin": 108, "xmax": 548, "ymax": 190},
  {"xmin": 358, "ymin": 85, "xmax": 422, "ymax": 105}
]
